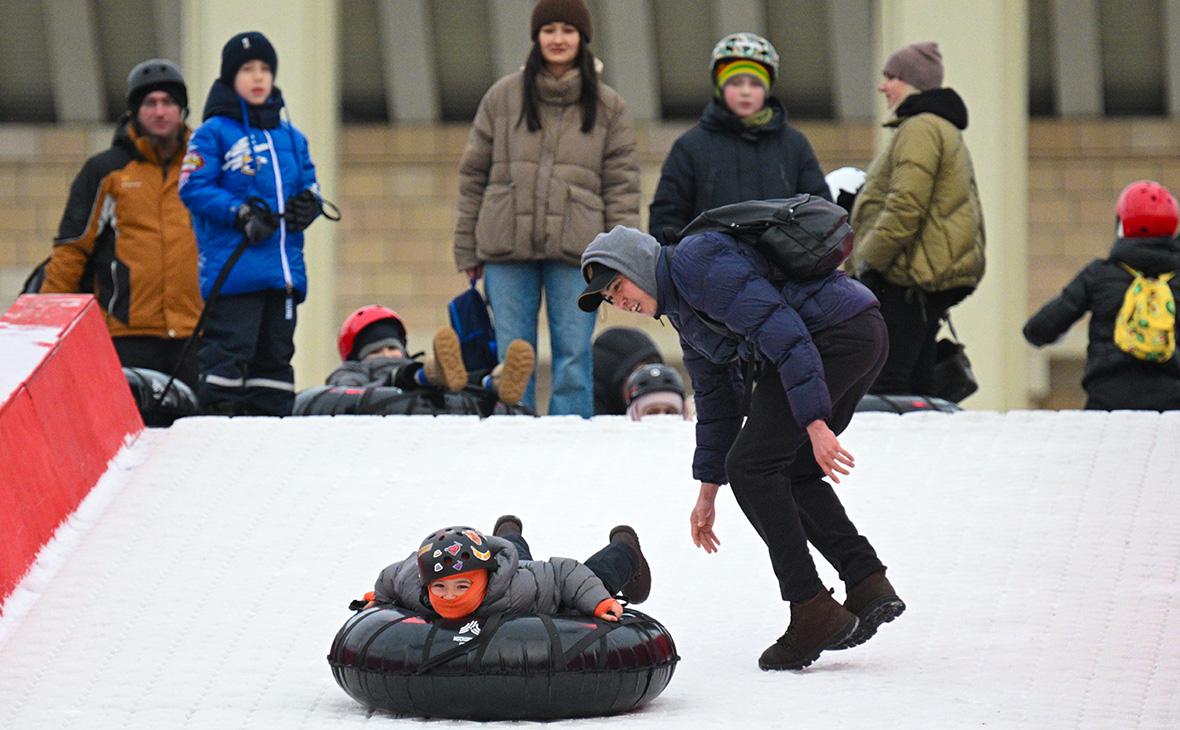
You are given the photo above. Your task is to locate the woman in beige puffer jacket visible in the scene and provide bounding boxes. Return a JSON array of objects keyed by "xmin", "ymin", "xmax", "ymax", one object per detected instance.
[
  {"xmin": 849, "ymin": 42, "xmax": 985, "ymax": 398},
  {"xmin": 453, "ymin": 0, "xmax": 639, "ymax": 416}
]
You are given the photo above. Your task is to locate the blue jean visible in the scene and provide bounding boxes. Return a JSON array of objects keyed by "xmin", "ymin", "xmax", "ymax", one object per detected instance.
[{"xmin": 484, "ymin": 261, "xmax": 596, "ymax": 416}]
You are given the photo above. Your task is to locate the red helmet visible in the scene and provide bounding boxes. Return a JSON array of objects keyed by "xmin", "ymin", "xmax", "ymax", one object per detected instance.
[
  {"xmin": 337, "ymin": 305, "xmax": 407, "ymax": 361},
  {"xmin": 1116, "ymin": 180, "xmax": 1179, "ymax": 238}
]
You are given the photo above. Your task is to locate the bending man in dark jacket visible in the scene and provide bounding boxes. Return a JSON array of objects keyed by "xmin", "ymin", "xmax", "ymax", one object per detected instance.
[{"xmin": 577, "ymin": 225, "xmax": 905, "ymax": 671}]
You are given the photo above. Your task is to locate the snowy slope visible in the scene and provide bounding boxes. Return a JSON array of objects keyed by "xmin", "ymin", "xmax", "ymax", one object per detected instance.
[{"xmin": 1, "ymin": 411, "xmax": 1178, "ymax": 728}]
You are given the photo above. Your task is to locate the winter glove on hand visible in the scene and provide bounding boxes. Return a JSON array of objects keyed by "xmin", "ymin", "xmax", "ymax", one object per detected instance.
[
  {"xmin": 235, "ymin": 203, "xmax": 278, "ymax": 244},
  {"xmin": 594, "ymin": 598, "xmax": 623, "ymax": 622},
  {"xmin": 283, "ymin": 188, "xmax": 322, "ymax": 233}
]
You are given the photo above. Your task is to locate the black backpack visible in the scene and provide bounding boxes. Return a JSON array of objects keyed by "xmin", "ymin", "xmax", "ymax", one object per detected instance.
[{"xmin": 670, "ymin": 194, "xmax": 853, "ymax": 281}]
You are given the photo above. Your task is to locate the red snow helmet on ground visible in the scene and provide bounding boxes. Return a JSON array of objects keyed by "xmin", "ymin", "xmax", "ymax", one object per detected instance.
[
  {"xmin": 337, "ymin": 305, "xmax": 407, "ymax": 361},
  {"xmin": 416, "ymin": 526, "xmax": 495, "ymax": 583},
  {"xmin": 1116, "ymin": 180, "xmax": 1179, "ymax": 238}
]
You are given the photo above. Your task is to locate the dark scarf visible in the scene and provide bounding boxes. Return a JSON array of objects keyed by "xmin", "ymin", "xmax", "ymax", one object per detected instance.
[
  {"xmin": 893, "ymin": 88, "xmax": 969, "ymax": 130},
  {"xmin": 201, "ymin": 79, "xmax": 285, "ymax": 129}
]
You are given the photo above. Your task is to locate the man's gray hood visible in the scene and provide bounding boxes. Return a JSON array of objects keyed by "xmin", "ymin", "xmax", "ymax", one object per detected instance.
[{"xmin": 578, "ymin": 225, "xmax": 661, "ymax": 311}]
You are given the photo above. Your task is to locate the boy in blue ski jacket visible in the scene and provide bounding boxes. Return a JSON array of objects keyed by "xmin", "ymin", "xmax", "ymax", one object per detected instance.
[{"xmin": 180, "ymin": 31, "xmax": 321, "ymax": 415}]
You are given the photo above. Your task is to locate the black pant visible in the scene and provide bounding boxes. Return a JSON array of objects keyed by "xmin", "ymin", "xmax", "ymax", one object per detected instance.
[
  {"xmin": 113, "ymin": 335, "xmax": 199, "ymax": 390},
  {"xmin": 500, "ymin": 533, "xmax": 638, "ymax": 597},
  {"xmin": 726, "ymin": 308, "xmax": 889, "ymax": 602},
  {"xmin": 198, "ymin": 290, "xmax": 296, "ymax": 416},
  {"xmin": 1085, "ymin": 369, "xmax": 1180, "ymax": 410},
  {"xmin": 869, "ymin": 279, "xmax": 973, "ymax": 396}
]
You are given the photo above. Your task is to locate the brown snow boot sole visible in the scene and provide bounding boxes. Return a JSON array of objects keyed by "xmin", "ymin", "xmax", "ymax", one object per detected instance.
[
  {"xmin": 840, "ymin": 596, "xmax": 906, "ymax": 648},
  {"xmin": 495, "ymin": 340, "xmax": 535, "ymax": 405},
  {"xmin": 758, "ymin": 615, "xmax": 860, "ymax": 671},
  {"xmin": 427, "ymin": 327, "xmax": 468, "ymax": 392}
]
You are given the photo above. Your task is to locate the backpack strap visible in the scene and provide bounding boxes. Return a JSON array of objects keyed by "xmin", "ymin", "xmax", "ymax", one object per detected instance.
[{"xmin": 1118, "ymin": 262, "xmax": 1144, "ymax": 278}]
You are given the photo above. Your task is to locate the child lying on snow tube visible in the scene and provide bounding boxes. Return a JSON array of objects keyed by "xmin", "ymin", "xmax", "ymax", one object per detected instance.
[{"xmin": 361, "ymin": 516, "xmax": 651, "ymax": 621}]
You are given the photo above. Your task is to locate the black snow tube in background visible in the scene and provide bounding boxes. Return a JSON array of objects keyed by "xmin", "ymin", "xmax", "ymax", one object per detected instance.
[
  {"xmin": 295, "ymin": 385, "xmax": 480, "ymax": 416},
  {"xmin": 122, "ymin": 367, "xmax": 199, "ymax": 426},
  {"xmin": 293, "ymin": 386, "xmax": 534, "ymax": 417},
  {"xmin": 327, "ymin": 606, "xmax": 679, "ymax": 720},
  {"xmin": 856, "ymin": 394, "xmax": 961, "ymax": 414}
]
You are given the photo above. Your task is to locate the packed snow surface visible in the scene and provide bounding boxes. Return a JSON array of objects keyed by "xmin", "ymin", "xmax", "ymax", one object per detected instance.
[
  {"xmin": 0, "ymin": 323, "xmax": 60, "ymax": 403},
  {"xmin": 1, "ymin": 411, "xmax": 1178, "ymax": 728}
]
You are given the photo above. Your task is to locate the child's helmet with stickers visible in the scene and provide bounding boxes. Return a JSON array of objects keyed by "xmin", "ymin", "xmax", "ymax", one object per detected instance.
[
  {"xmin": 416, "ymin": 526, "xmax": 496, "ymax": 584},
  {"xmin": 710, "ymin": 32, "xmax": 780, "ymax": 82}
]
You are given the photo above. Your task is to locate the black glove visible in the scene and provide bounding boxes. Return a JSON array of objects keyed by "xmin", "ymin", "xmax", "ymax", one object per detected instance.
[
  {"xmin": 284, "ymin": 188, "xmax": 322, "ymax": 233},
  {"xmin": 235, "ymin": 202, "xmax": 278, "ymax": 244}
]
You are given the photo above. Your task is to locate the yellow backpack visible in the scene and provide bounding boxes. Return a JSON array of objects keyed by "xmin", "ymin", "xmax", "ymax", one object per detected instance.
[{"xmin": 1113, "ymin": 263, "xmax": 1176, "ymax": 362}]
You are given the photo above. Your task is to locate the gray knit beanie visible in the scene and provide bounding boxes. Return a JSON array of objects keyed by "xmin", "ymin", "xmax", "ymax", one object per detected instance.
[
  {"xmin": 883, "ymin": 41, "xmax": 943, "ymax": 91},
  {"xmin": 578, "ymin": 226, "xmax": 660, "ymax": 312}
]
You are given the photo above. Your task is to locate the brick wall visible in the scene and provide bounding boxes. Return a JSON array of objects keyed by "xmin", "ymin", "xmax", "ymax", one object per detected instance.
[{"xmin": 4, "ymin": 119, "xmax": 1179, "ymax": 407}]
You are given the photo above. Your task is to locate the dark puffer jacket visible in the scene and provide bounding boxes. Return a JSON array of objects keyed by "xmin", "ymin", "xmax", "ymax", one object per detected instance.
[
  {"xmin": 325, "ymin": 356, "xmax": 412, "ymax": 388},
  {"xmin": 1023, "ymin": 236, "xmax": 1180, "ymax": 390},
  {"xmin": 657, "ymin": 232, "xmax": 877, "ymax": 484},
  {"xmin": 372, "ymin": 535, "xmax": 610, "ymax": 619},
  {"xmin": 648, "ymin": 97, "xmax": 830, "ymax": 243}
]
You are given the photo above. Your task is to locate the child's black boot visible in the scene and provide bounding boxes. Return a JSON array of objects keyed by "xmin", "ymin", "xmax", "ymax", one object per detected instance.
[
  {"xmin": 609, "ymin": 525, "xmax": 651, "ymax": 604},
  {"xmin": 493, "ymin": 515, "xmax": 522, "ymax": 537}
]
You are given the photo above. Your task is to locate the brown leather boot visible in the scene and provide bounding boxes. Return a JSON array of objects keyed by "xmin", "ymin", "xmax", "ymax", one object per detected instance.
[
  {"xmin": 758, "ymin": 588, "xmax": 860, "ymax": 670},
  {"xmin": 608, "ymin": 525, "xmax": 651, "ymax": 604},
  {"xmin": 422, "ymin": 327, "xmax": 468, "ymax": 392},
  {"xmin": 842, "ymin": 569, "xmax": 906, "ymax": 647}
]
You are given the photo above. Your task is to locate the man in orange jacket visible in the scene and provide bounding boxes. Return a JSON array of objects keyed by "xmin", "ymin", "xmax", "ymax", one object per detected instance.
[{"xmin": 41, "ymin": 59, "xmax": 203, "ymax": 387}]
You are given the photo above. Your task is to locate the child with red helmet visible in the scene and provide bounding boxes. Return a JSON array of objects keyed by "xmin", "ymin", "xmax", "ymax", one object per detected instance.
[
  {"xmin": 1024, "ymin": 180, "xmax": 1180, "ymax": 410},
  {"xmin": 329, "ymin": 305, "xmax": 536, "ymax": 406},
  {"xmin": 362, "ymin": 517, "xmax": 651, "ymax": 623}
]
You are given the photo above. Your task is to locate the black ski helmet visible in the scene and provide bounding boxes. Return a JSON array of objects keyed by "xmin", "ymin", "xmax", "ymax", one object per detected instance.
[
  {"xmin": 625, "ymin": 363, "xmax": 685, "ymax": 404},
  {"xmin": 416, "ymin": 526, "xmax": 496, "ymax": 584},
  {"xmin": 593, "ymin": 328, "xmax": 662, "ymax": 415},
  {"xmin": 126, "ymin": 58, "xmax": 188, "ymax": 113}
]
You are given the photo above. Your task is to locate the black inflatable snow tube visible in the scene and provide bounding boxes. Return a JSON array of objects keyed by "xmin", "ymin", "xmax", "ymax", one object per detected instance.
[
  {"xmin": 293, "ymin": 385, "xmax": 533, "ymax": 417},
  {"xmin": 856, "ymin": 393, "xmax": 961, "ymax": 414},
  {"xmin": 122, "ymin": 367, "xmax": 199, "ymax": 427},
  {"xmin": 328, "ymin": 606, "xmax": 679, "ymax": 720}
]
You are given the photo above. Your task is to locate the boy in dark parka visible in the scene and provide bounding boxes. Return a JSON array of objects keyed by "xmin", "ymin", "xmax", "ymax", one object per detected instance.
[{"xmin": 648, "ymin": 32, "xmax": 829, "ymax": 243}]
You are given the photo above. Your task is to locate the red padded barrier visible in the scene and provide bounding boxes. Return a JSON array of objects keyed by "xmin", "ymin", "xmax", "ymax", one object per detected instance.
[{"xmin": 0, "ymin": 295, "xmax": 143, "ymax": 610}]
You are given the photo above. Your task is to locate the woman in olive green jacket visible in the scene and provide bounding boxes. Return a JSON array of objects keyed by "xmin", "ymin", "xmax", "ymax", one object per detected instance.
[
  {"xmin": 849, "ymin": 42, "xmax": 985, "ymax": 397},
  {"xmin": 452, "ymin": 0, "xmax": 640, "ymax": 416}
]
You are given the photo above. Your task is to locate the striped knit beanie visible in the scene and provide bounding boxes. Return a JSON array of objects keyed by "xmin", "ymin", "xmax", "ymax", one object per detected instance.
[{"xmin": 715, "ymin": 59, "xmax": 771, "ymax": 93}]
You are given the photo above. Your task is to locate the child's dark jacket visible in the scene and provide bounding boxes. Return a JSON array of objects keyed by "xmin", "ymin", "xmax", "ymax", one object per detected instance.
[
  {"xmin": 325, "ymin": 356, "xmax": 412, "ymax": 388},
  {"xmin": 1023, "ymin": 235, "xmax": 1180, "ymax": 389},
  {"xmin": 373, "ymin": 535, "xmax": 610, "ymax": 618},
  {"xmin": 656, "ymin": 231, "xmax": 877, "ymax": 484},
  {"xmin": 648, "ymin": 97, "xmax": 829, "ymax": 243}
]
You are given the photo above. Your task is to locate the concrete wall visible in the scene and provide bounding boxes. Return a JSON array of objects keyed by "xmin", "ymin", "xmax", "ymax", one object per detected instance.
[{"xmin": 4, "ymin": 119, "xmax": 1179, "ymax": 408}]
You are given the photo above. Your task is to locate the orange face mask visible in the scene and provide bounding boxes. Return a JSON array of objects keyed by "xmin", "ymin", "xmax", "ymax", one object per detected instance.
[{"xmin": 427, "ymin": 569, "xmax": 489, "ymax": 619}]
